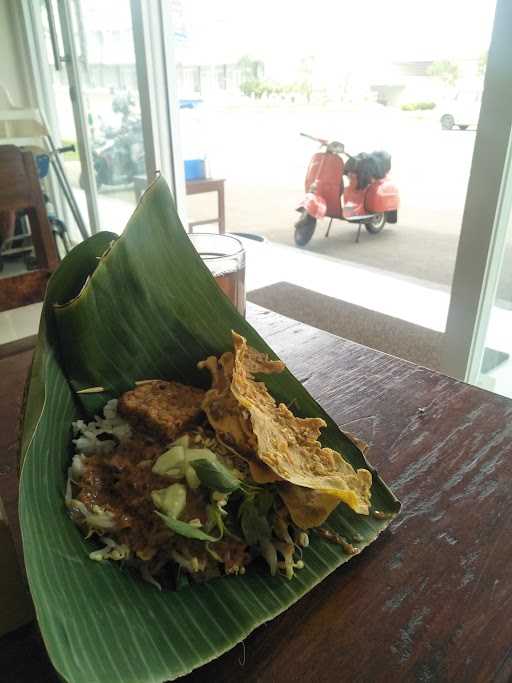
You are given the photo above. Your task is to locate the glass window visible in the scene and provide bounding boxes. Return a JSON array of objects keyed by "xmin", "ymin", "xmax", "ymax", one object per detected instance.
[
  {"xmin": 42, "ymin": 0, "xmax": 148, "ymax": 234},
  {"xmin": 476, "ymin": 183, "xmax": 512, "ymax": 398}
]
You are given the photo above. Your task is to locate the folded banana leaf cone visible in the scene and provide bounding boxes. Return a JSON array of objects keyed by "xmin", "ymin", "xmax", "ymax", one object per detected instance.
[{"xmin": 19, "ymin": 177, "xmax": 400, "ymax": 683}]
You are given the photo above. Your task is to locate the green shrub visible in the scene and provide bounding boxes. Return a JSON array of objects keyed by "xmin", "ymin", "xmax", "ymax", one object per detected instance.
[
  {"xmin": 240, "ymin": 79, "xmax": 265, "ymax": 99},
  {"xmin": 401, "ymin": 101, "xmax": 436, "ymax": 111}
]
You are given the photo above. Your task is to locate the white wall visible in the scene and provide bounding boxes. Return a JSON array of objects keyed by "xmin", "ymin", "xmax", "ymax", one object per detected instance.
[{"xmin": 0, "ymin": 0, "xmax": 35, "ymax": 107}]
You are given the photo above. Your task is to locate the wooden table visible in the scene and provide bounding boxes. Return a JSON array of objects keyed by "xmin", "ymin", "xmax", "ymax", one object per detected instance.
[
  {"xmin": 185, "ymin": 178, "xmax": 225, "ymax": 234},
  {"xmin": 133, "ymin": 176, "xmax": 226, "ymax": 234},
  {"xmin": 1, "ymin": 305, "xmax": 512, "ymax": 682}
]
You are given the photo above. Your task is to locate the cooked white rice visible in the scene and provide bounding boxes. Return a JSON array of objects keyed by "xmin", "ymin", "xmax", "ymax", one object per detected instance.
[{"xmin": 72, "ymin": 399, "xmax": 132, "ymax": 455}]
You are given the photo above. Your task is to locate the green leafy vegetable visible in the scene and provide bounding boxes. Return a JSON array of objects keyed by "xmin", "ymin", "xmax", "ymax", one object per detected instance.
[
  {"xmin": 190, "ymin": 458, "xmax": 241, "ymax": 493},
  {"xmin": 156, "ymin": 512, "xmax": 219, "ymax": 542},
  {"xmin": 255, "ymin": 490, "xmax": 275, "ymax": 516},
  {"xmin": 207, "ymin": 504, "xmax": 225, "ymax": 537},
  {"xmin": 239, "ymin": 498, "xmax": 272, "ymax": 546},
  {"xmin": 185, "ymin": 448, "xmax": 217, "ymax": 463}
]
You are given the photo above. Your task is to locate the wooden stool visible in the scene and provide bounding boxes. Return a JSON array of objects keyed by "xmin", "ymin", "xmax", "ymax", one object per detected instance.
[{"xmin": 0, "ymin": 145, "xmax": 59, "ymax": 312}]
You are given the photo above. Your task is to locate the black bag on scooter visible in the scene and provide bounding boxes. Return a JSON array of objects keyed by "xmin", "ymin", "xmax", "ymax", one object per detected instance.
[
  {"xmin": 344, "ymin": 153, "xmax": 379, "ymax": 190},
  {"xmin": 345, "ymin": 151, "xmax": 392, "ymax": 189},
  {"xmin": 371, "ymin": 150, "xmax": 391, "ymax": 179}
]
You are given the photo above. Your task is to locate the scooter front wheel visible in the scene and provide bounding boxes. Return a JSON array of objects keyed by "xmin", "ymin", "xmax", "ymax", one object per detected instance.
[
  {"xmin": 294, "ymin": 213, "xmax": 317, "ymax": 247},
  {"xmin": 365, "ymin": 213, "xmax": 386, "ymax": 234}
]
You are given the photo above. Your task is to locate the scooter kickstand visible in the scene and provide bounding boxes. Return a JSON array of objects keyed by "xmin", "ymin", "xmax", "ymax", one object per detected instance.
[
  {"xmin": 356, "ymin": 223, "xmax": 362, "ymax": 243},
  {"xmin": 325, "ymin": 218, "xmax": 333, "ymax": 238}
]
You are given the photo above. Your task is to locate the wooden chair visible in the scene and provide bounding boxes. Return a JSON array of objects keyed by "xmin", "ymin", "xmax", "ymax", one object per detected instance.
[{"xmin": 0, "ymin": 145, "xmax": 59, "ymax": 313}]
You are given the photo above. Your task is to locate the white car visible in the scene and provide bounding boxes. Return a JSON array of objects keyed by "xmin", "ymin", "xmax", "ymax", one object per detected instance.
[{"xmin": 440, "ymin": 90, "xmax": 482, "ymax": 130}]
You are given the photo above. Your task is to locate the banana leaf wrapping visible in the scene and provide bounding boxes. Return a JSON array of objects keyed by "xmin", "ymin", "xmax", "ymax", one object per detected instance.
[{"xmin": 19, "ymin": 178, "xmax": 400, "ymax": 683}]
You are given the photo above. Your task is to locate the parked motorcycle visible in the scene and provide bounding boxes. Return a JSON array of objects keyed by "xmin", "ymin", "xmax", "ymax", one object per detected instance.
[
  {"xmin": 294, "ymin": 133, "xmax": 400, "ymax": 247},
  {"xmin": 80, "ymin": 93, "xmax": 145, "ymax": 190}
]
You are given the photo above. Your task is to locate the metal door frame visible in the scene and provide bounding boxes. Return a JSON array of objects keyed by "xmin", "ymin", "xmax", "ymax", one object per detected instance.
[
  {"xmin": 56, "ymin": 0, "xmax": 101, "ymax": 233},
  {"xmin": 130, "ymin": 0, "xmax": 187, "ymax": 222},
  {"xmin": 441, "ymin": 0, "xmax": 512, "ymax": 385}
]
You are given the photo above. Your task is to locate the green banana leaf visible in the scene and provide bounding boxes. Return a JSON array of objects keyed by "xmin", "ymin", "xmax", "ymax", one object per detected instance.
[{"xmin": 19, "ymin": 177, "xmax": 400, "ymax": 683}]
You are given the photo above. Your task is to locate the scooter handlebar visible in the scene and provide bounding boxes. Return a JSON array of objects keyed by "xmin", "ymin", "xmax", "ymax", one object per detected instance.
[
  {"xmin": 300, "ymin": 134, "xmax": 349, "ymax": 157},
  {"xmin": 300, "ymin": 132, "xmax": 329, "ymax": 145}
]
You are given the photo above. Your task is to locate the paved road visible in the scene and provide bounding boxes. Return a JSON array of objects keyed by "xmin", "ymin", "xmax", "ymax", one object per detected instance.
[{"xmin": 186, "ymin": 103, "xmax": 510, "ymax": 303}]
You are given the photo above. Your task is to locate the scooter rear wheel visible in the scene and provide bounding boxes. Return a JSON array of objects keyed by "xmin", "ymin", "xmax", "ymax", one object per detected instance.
[
  {"xmin": 294, "ymin": 213, "xmax": 317, "ymax": 247},
  {"xmin": 365, "ymin": 213, "xmax": 386, "ymax": 234}
]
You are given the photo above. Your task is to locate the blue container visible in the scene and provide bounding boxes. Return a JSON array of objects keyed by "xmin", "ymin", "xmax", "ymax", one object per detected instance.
[
  {"xmin": 179, "ymin": 99, "xmax": 203, "ymax": 110},
  {"xmin": 35, "ymin": 154, "xmax": 50, "ymax": 179},
  {"xmin": 184, "ymin": 158, "xmax": 206, "ymax": 181}
]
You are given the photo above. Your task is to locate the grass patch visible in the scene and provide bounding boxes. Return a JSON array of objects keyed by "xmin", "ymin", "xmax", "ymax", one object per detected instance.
[{"xmin": 400, "ymin": 101, "xmax": 436, "ymax": 112}]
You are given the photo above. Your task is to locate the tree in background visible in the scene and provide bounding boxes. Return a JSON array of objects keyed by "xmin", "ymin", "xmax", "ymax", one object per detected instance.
[
  {"xmin": 238, "ymin": 55, "xmax": 265, "ymax": 97},
  {"xmin": 238, "ymin": 55, "xmax": 315, "ymax": 102},
  {"xmin": 239, "ymin": 79, "xmax": 264, "ymax": 98},
  {"xmin": 427, "ymin": 60, "xmax": 459, "ymax": 86},
  {"xmin": 298, "ymin": 56, "xmax": 314, "ymax": 103}
]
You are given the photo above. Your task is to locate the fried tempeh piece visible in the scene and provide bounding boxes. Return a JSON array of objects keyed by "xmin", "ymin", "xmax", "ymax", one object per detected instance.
[{"xmin": 118, "ymin": 380, "xmax": 205, "ymax": 442}]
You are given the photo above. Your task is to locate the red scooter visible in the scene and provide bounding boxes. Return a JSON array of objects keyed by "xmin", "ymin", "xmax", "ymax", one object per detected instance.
[{"xmin": 294, "ymin": 133, "xmax": 400, "ymax": 246}]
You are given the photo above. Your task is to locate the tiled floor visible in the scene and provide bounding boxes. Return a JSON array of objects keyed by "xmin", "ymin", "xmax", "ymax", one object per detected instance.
[
  {"xmin": 1, "ymin": 237, "xmax": 511, "ymax": 397},
  {"xmin": 0, "ymin": 302, "xmax": 42, "ymax": 344}
]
